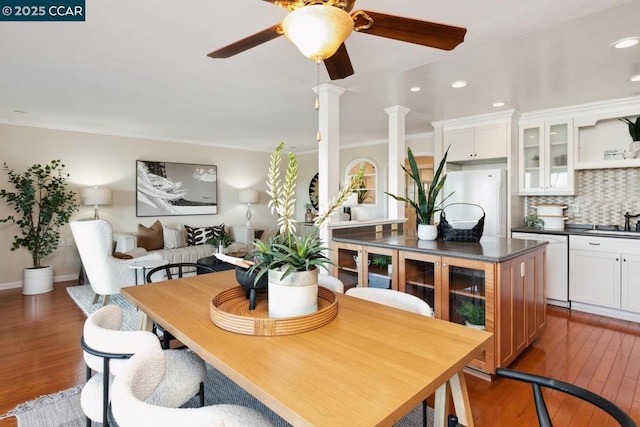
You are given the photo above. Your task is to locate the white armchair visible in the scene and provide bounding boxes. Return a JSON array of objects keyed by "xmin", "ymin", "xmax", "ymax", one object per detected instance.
[{"xmin": 70, "ymin": 219, "xmax": 163, "ymax": 305}]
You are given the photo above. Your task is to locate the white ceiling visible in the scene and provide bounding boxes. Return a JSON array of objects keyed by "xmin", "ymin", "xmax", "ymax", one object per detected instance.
[{"xmin": 1, "ymin": 0, "xmax": 639, "ymax": 152}]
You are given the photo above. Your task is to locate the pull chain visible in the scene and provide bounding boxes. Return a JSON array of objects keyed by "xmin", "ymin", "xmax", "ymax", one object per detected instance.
[{"xmin": 315, "ymin": 58, "xmax": 321, "ymax": 142}]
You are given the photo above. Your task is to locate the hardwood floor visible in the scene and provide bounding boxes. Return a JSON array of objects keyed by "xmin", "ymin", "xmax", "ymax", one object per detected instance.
[{"xmin": 1, "ymin": 282, "xmax": 639, "ymax": 426}]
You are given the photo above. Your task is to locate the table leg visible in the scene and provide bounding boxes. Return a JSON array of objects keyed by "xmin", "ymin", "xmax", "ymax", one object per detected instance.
[
  {"xmin": 449, "ymin": 372, "xmax": 473, "ymax": 427},
  {"xmin": 138, "ymin": 312, "xmax": 154, "ymax": 332},
  {"xmin": 433, "ymin": 382, "xmax": 449, "ymax": 427}
]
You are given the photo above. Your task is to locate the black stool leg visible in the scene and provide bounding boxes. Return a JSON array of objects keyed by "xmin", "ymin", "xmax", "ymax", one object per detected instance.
[{"xmin": 199, "ymin": 382, "xmax": 205, "ymax": 407}]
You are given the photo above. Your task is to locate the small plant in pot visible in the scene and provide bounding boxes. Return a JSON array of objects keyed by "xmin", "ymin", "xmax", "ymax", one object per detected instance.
[
  {"xmin": 456, "ymin": 300, "xmax": 485, "ymax": 330},
  {"xmin": 249, "ymin": 142, "xmax": 365, "ymax": 318},
  {"xmin": 385, "ymin": 146, "xmax": 452, "ymax": 240},
  {"xmin": 619, "ymin": 116, "xmax": 640, "ymax": 154},
  {"xmin": 372, "ymin": 255, "xmax": 392, "ymax": 273},
  {"xmin": 0, "ymin": 160, "xmax": 79, "ymax": 295}
]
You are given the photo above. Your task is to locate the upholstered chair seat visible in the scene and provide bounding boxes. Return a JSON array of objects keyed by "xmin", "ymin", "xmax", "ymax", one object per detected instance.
[{"xmin": 111, "ymin": 348, "xmax": 274, "ymax": 427}]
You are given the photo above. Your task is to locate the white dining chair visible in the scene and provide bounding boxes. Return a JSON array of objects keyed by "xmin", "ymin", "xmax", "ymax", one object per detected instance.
[
  {"xmin": 81, "ymin": 305, "xmax": 206, "ymax": 426},
  {"xmin": 111, "ymin": 348, "xmax": 274, "ymax": 427},
  {"xmin": 345, "ymin": 287, "xmax": 434, "ymax": 317},
  {"xmin": 318, "ymin": 274, "xmax": 345, "ymax": 293}
]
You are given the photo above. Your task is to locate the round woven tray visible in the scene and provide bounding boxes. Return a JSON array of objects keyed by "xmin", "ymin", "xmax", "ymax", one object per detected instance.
[{"xmin": 210, "ymin": 286, "xmax": 338, "ymax": 336}]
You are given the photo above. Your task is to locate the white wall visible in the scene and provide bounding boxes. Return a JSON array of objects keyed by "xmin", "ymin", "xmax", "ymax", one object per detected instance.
[{"xmin": 0, "ymin": 124, "xmax": 275, "ymax": 288}]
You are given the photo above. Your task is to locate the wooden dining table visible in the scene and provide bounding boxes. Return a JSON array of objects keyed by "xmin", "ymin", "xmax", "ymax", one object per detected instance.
[{"xmin": 122, "ymin": 270, "xmax": 493, "ymax": 427}]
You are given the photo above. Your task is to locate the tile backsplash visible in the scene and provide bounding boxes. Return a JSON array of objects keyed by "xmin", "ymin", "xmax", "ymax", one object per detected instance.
[{"xmin": 525, "ymin": 168, "xmax": 640, "ymax": 227}]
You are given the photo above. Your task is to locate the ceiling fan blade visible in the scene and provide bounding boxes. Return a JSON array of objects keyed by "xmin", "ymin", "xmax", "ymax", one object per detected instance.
[
  {"xmin": 207, "ymin": 24, "xmax": 282, "ymax": 58},
  {"xmin": 324, "ymin": 43, "xmax": 354, "ymax": 80},
  {"xmin": 354, "ymin": 11, "xmax": 466, "ymax": 51}
]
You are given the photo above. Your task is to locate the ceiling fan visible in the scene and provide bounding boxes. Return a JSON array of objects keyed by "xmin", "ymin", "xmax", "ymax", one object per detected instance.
[{"xmin": 207, "ymin": 0, "xmax": 467, "ymax": 80}]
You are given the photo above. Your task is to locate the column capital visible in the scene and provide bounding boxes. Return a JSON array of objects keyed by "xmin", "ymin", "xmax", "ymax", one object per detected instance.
[
  {"xmin": 313, "ymin": 83, "xmax": 346, "ymax": 97},
  {"xmin": 384, "ymin": 105, "xmax": 411, "ymax": 117}
]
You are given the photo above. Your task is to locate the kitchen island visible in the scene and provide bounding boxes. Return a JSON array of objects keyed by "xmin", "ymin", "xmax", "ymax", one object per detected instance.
[{"xmin": 330, "ymin": 224, "xmax": 547, "ymax": 377}]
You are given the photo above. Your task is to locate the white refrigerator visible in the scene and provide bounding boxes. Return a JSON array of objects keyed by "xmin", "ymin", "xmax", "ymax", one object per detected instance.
[{"xmin": 440, "ymin": 169, "xmax": 507, "ymax": 239}]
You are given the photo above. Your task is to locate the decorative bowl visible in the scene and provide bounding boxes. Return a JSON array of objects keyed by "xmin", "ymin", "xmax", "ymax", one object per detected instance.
[{"xmin": 235, "ymin": 266, "xmax": 268, "ymax": 310}]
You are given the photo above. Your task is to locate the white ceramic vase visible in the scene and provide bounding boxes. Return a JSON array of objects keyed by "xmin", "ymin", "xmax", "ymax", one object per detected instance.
[
  {"xmin": 417, "ymin": 224, "xmax": 438, "ymax": 241},
  {"xmin": 268, "ymin": 267, "xmax": 319, "ymax": 318},
  {"xmin": 22, "ymin": 266, "xmax": 54, "ymax": 295}
]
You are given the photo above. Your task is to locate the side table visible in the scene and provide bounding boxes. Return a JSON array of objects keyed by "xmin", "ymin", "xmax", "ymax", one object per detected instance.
[{"xmin": 129, "ymin": 259, "xmax": 169, "ymax": 284}]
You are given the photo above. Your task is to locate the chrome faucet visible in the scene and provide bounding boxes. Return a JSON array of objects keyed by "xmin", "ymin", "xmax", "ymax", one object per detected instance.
[{"xmin": 624, "ymin": 212, "xmax": 640, "ymax": 231}]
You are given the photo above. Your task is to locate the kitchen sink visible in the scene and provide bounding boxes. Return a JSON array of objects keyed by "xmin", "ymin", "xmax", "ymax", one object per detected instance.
[{"xmin": 583, "ymin": 229, "xmax": 640, "ymax": 237}]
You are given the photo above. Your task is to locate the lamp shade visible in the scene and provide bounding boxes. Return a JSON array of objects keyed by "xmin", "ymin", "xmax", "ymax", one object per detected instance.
[
  {"xmin": 81, "ymin": 186, "xmax": 112, "ymax": 206},
  {"xmin": 239, "ymin": 189, "xmax": 259, "ymax": 204},
  {"xmin": 282, "ymin": 5, "xmax": 354, "ymax": 61}
]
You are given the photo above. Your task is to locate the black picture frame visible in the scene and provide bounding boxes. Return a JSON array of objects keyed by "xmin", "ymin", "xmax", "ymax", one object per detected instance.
[{"xmin": 136, "ymin": 160, "xmax": 218, "ymax": 217}]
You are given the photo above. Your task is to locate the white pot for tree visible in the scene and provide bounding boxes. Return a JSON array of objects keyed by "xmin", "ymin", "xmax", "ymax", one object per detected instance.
[
  {"xmin": 268, "ymin": 268, "xmax": 319, "ymax": 319},
  {"xmin": 464, "ymin": 321, "xmax": 486, "ymax": 331},
  {"xmin": 417, "ymin": 224, "xmax": 438, "ymax": 241},
  {"xmin": 23, "ymin": 266, "xmax": 54, "ymax": 295}
]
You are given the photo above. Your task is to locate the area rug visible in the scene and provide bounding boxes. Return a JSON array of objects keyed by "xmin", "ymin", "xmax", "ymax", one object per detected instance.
[
  {"xmin": 1, "ymin": 363, "xmax": 432, "ymax": 426},
  {"xmin": 66, "ymin": 285, "xmax": 141, "ymax": 331}
]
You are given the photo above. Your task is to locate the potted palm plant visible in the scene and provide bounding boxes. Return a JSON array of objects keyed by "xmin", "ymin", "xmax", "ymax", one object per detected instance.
[
  {"xmin": 0, "ymin": 160, "xmax": 79, "ymax": 294},
  {"xmin": 385, "ymin": 146, "xmax": 451, "ymax": 240},
  {"xmin": 618, "ymin": 116, "xmax": 640, "ymax": 153},
  {"xmin": 250, "ymin": 143, "xmax": 365, "ymax": 318}
]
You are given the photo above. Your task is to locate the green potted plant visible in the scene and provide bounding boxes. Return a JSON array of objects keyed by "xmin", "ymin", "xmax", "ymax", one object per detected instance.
[
  {"xmin": 456, "ymin": 300, "xmax": 485, "ymax": 330},
  {"xmin": 207, "ymin": 230, "xmax": 233, "ymax": 253},
  {"xmin": 250, "ymin": 142, "xmax": 365, "ymax": 318},
  {"xmin": 0, "ymin": 160, "xmax": 79, "ymax": 295},
  {"xmin": 619, "ymin": 116, "xmax": 640, "ymax": 154},
  {"xmin": 372, "ymin": 255, "xmax": 392, "ymax": 273},
  {"xmin": 524, "ymin": 213, "xmax": 544, "ymax": 229},
  {"xmin": 356, "ymin": 182, "xmax": 370, "ymax": 204},
  {"xmin": 385, "ymin": 146, "xmax": 452, "ymax": 240}
]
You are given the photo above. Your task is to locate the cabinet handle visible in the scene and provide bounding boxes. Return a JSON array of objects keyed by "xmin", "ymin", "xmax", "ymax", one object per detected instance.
[
  {"xmin": 588, "ymin": 242, "xmax": 600, "ymax": 246},
  {"xmin": 623, "ymin": 258, "xmax": 626, "ymax": 262},
  {"xmin": 435, "ymin": 261, "xmax": 439, "ymax": 266},
  {"xmin": 442, "ymin": 262, "xmax": 447, "ymax": 267}
]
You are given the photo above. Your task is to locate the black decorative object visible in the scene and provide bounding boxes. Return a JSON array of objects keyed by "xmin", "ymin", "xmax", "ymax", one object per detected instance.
[
  {"xmin": 235, "ymin": 266, "xmax": 268, "ymax": 310},
  {"xmin": 308, "ymin": 172, "xmax": 319, "ymax": 210}
]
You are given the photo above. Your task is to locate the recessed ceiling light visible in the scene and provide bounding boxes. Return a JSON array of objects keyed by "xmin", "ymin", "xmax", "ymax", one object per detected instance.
[
  {"xmin": 450, "ymin": 80, "xmax": 467, "ymax": 89},
  {"xmin": 492, "ymin": 101, "xmax": 506, "ymax": 107},
  {"xmin": 630, "ymin": 74, "xmax": 640, "ymax": 82},
  {"xmin": 410, "ymin": 87, "xmax": 421, "ymax": 92},
  {"xmin": 612, "ymin": 37, "xmax": 639, "ymax": 49}
]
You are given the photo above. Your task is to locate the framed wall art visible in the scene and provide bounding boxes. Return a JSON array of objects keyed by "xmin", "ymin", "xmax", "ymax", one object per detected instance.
[{"xmin": 136, "ymin": 160, "xmax": 218, "ymax": 217}]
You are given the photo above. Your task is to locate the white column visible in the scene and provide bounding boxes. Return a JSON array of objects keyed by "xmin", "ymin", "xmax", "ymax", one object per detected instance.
[
  {"xmin": 314, "ymin": 84, "xmax": 345, "ymax": 245},
  {"xmin": 384, "ymin": 106, "xmax": 411, "ymax": 220}
]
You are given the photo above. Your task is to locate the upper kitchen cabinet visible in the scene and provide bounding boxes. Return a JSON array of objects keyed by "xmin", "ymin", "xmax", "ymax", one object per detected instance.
[
  {"xmin": 446, "ymin": 123, "xmax": 508, "ymax": 162},
  {"xmin": 518, "ymin": 119, "xmax": 574, "ymax": 195}
]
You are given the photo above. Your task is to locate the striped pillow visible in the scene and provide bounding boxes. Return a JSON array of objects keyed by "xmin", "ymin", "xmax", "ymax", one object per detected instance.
[{"xmin": 184, "ymin": 224, "xmax": 224, "ymax": 246}]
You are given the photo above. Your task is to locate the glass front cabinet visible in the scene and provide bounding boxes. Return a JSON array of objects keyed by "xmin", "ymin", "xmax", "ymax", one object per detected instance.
[
  {"xmin": 519, "ymin": 119, "xmax": 574, "ymax": 195},
  {"xmin": 333, "ymin": 242, "xmax": 398, "ymax": 293},
  {"xmin": 399, "ymin": 252, "xmax": 494, "ymax": 374}
]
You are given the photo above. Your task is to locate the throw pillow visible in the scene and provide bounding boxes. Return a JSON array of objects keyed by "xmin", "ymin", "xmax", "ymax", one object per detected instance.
[
  {"xmin": 163, "ymin": 225, "xmax": 187, "ymax": 249},
  {"xmin": 185, "ymin": 224, "xmax": 224, "ymax": 246},
  {"xmin": 137, "ymin": 220, "xmax": 164, "ymax": 251},
  {"xmin": 113, "ymin": 251, "xmax": 134, "ymax": 259}
]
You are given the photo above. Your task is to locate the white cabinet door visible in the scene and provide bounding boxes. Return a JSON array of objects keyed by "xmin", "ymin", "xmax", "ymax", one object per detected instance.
[
  {"xmin": 446, "ymin": 128, "xmax": 474, "ymax": 162},
  {"xmin": 569, "ymin": 249, "xmax": 620, "ymax": 309},
  {"xmin": 475, "ymin": 124, "xmax": 507, "ymax": 160},
  {"xmin": 519, "ymin": 119, "xmax": 574, "ymax": 195},
  {"xmin": 621, "ymin": 254, "xmax": 640, "ymax": 313}
]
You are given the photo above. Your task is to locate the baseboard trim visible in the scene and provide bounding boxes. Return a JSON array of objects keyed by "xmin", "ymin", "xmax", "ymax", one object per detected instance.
[
  {"xmin": 0, "ymin": 274, "xmax": 79, "ymax": 291},
  {"xmin": 571, "ymin": 302, "xmax": 640, "ymax": 323}
]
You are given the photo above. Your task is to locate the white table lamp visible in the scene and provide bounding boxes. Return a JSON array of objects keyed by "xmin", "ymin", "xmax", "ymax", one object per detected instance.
[
  {"xmin": 81, "ymin": 186, "xmax": 112, "ymax": 219},
  {"xmin": 239, "ymin": 189, "xmax": 259, "ymax": 227}
]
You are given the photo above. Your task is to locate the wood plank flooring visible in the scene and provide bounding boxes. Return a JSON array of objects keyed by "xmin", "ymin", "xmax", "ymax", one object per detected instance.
[{"xmin": 1, "ymin": 281, "xmax": 639, "ymax": 426}]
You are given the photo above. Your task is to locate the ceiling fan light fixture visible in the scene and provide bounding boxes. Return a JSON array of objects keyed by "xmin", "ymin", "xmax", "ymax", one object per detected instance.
[
  {"xmin": 630, "ymin": 74, "xmax": 640, "ymax": 82},
  {"xmin": 282, "ymin": 5, "xmax": 354, "ymax": 61},
  {"xmin": 612, "ymin": 37, "xmax": 639, "ymax": 49}
]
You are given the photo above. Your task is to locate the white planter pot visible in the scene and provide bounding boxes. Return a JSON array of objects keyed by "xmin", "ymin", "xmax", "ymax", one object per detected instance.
[
  {"xmin": 23, "ymin": 266, "xmax": 54, "ymax": 295},
  {"xmin": 268, "ymin": 268, "xmax": 319, "ymax": 319},
  {"xmin": 417, "ymin": 224, "xmax": 438, "ymax": 241},
  {"xmin": 465, "ymin": 321, "xmax": 486, "ymax": 331}
]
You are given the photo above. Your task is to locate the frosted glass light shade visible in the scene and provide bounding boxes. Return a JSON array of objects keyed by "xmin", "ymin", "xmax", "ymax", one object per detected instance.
[
  {"xmin": 81, "ymin": 186, "xmax": 112, "ymax": 206},
  {"xmin": 282, "ymin": 5, "xmax": 353, "ymax": 61},
  {"xmin": 238, "ymin": 189, "xmax": 259, "ymax": 204}
]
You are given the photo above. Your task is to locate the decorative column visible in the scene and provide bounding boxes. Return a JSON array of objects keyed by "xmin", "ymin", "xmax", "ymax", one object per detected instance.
[
  {"xmin": 384, "ymin": 106, "xmax": 411, "ymax": 220},
  {"xmin": 314, "ymin": 84, "xmax": 345, "ymax": 246}
]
